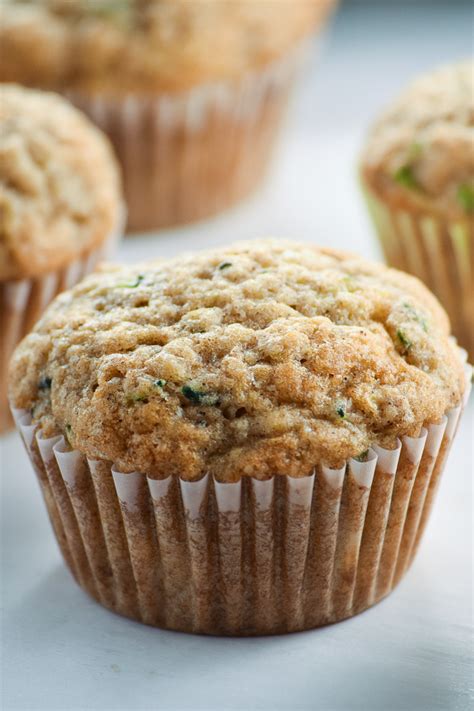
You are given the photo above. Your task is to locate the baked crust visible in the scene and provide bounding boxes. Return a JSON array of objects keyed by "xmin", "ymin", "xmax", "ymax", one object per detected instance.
[
  {"xmin": 0, "ymin": 84, "xmax": 121, "ymax": 280},
  {"xmin": 9, "ymin": 240, "xmax": 465, "ymax": 479},
  {"xmin": 0, "ymin": 0, "xmax": 336, "ymax": 93},
  {"xmin": 361, "ymin": 61, "xmax": 474, "ymax": 220}
]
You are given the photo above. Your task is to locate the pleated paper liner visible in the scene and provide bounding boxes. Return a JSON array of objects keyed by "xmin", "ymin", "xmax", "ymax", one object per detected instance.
[
  {"xmin": 64, "ymin": 43, "xmax": 310, "ymax": 233},
  {"xmin": 1, "ymin": 218, "xmax": 123, "ymax": 434},
  {"xmin": 362, "ymin": 184, "xmax": 474, "ymax": 362},
  {"xmin": 11, "ymin": 357, "xmax": 471, "ymax": 636}
]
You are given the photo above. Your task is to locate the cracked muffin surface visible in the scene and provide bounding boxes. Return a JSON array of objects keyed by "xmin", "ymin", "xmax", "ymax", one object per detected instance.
[
  {"xmin": 0, "ymin": 83, "xmax": 121, "ymax": 280},
  {"xmin": 361, "ymin": 60, "xmax": 474, "ymax": 219},
  {"xmin": 9, "ymin": 240, "xmax": 466, "ymax": 480},
  {"xmin": 0, "ymin": 0, "xmax": 336, "ymax": 93}
]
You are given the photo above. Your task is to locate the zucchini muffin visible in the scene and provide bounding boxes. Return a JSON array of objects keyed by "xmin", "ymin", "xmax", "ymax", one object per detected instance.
[
  {"xmin": 9, "ymin": 240, "xmax": 470, "ymax": 634},
  {"xmin": 1, "ymin": 83, "xmax": 122, "ymax": 432},
  {"xmin": 360, "ymin": 60, "xmax": 474, "ymax": 360},
  {"xmin": 0, "ymin": 0, "xmax": 337, "ymax": 232}
]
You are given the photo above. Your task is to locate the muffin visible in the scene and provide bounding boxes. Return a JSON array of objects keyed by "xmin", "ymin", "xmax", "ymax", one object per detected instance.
[
  {"xmin": 8, "ymin": 240, "xmax": 470, "ymax": 635},
  {"xmin": 360, "ymin": 60, "xmax": 474, "ymax": 361},
  {"xmin": 0, "ymin": 0, "xmax": 337, "ymax": 232},
  {"xmin": 1, "ymin": 83, "xmax": 122, "ymax": 432}
]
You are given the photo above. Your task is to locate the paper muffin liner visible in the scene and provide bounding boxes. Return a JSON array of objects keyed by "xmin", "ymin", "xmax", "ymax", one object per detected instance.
[
  {"xmin": 1, "ymin": 222, "xmax": 122, "ymax": 434},
  {"xmin": 64, "ymin": 42, "xmax": 310, "ymax": 233},
  {"xmin": 11, "ymin": 359, "xmax": 471, "ymax": 635},
  {"xmin": 362, "ymin": 184, "xmax": 474, "ymax": 362}
]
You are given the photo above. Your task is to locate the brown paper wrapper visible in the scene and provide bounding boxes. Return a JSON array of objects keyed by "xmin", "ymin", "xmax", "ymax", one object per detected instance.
[
  {"xmin": 65, "ymin": 44, "xmax": 309, "ymax": 233},
  {"xmin": 1, "ymin": 223, "xmax": 121, "ymax": 433},
  {"xmin": 11, "ymin": 361, "xmax": 471, "ymax": 636},
  {"xmin": 362, "ymin": 183, "xmax": 474, "ymax": 362}
]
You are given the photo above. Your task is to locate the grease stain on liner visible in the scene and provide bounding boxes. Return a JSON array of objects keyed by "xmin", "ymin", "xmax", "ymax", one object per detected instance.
[{"xmin": 11, "ymin": 361, "xmax": 471, "ymax": 636}]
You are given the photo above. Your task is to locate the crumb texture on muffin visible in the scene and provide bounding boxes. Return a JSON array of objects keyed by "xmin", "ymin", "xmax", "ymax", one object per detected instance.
[
  {"xmin": 9, "ymin": 240, "xmax": 465, "ymax": 479},
  {"xmin": 0, "ymin": 0, "xmax": 335, "ymax": 93},
  {"xmin": 0, "ymin": 84, "xmax": 121, "ymax": 280},
  {"xmin": 361, "ymin": 61, "xmax": 474, "ymax": 218}
]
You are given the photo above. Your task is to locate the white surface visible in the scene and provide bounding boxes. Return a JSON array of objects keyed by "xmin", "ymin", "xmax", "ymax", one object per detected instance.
[{"xmin": 1, "ymin": 3, "xmax": 473, "ymax": 710}]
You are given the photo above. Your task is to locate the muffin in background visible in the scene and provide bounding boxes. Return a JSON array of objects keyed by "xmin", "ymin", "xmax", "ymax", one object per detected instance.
[
  {"xmin": 360, "ymin": 60, "xmax": 474, "ymax": 360},
  {"xmin": 8, "ymin": 240, "xmax": 470, "ymax": 634},
  {"xmin": 0, "ymin": 83, "xmax": 123, "ymax": 433},
  {"xmin": 0, "ymin": 0, "xmax": 337, "ymax": 233}
]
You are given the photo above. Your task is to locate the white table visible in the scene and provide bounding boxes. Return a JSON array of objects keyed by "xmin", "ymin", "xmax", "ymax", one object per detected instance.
[{"xmin": 2, "ymin": 2, "xmax": 472, "ymax": 709}]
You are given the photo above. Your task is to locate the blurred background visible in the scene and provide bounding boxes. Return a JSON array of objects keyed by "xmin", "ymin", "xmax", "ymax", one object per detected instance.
[
  {"xmin": 1, "ymin": 2, "xmax": 473, "ymax": 710},
  {"xmin": 122, "ymin": 0, "xmax": 473, "ymax": 264}
]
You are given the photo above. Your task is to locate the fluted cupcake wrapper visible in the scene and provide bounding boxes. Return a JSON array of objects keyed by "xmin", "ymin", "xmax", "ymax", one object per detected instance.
[
  {"xmin": 1, "ymin": 218, "xmax": 123, "ymax": 434},
  {"xmin": 64, "ymin": 42, "xmax": 311, "ymax": 233},
  {"xmin": 11, "ymin": 360, "xmax": 470, "ymax": 636},
  {"xmin": 362, "ymin": 184, "xmax": 474, "ymax": 361}
]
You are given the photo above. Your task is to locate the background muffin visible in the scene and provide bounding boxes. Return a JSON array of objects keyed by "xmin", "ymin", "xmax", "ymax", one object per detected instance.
[
  {"xmin": 0, "ymin": 83, "xmax": 122, "ymax": 432},
  {"xmin": 9, "ymin": 240, "xmax": 469, "ymax": 634},
  {"xmin": 0, "ymin": 0, "xmax": 337, "ymax": 232},
  {"xmin": 360, "ymin": 60, "xmax": 474, "ymax": 360}
]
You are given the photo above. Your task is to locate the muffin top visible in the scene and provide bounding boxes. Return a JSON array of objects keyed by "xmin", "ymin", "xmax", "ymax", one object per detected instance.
[
  {"xmin": 0, "ymin": 84, "xmax": 121, "ymax": 281},
  {"xmin": 361, "ymin": 61, "xmax": 474, "ymax": 220},
  {"xmin": 9, "ymin": 240, "xmax": 466, "ymax": 480},
  {"xmin": 0, "ymin": 0, "xmax": 335, "ymax": 94}
]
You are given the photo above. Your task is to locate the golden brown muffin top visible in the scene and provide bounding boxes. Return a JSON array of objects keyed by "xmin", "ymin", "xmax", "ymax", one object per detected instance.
[
  {"xmin": 0, "ymin": 84, "xmax": 122, "ymax": 281},
  {"xmin": 9, "ymin": 240, "xmax": 466, "ymax": 480},
  {"xmin": 0, "ymin": 0, "xmax": 336, "ymax": 94},
  {"xmin": 361, "ymin": 61, "xmax": 474, "ymax": 220}
]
